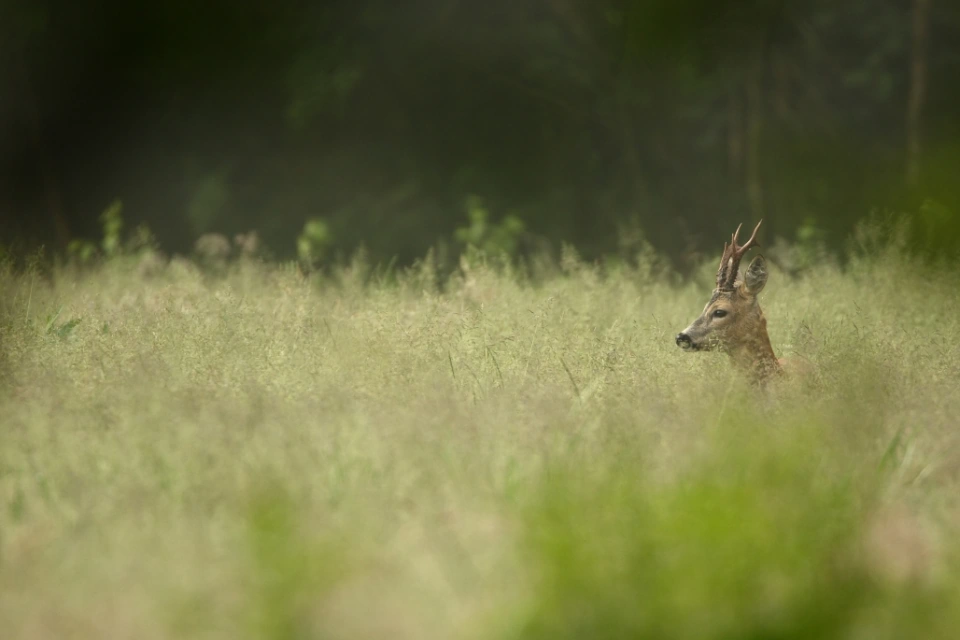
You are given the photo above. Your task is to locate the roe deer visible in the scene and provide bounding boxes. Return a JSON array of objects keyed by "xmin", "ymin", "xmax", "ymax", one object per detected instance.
[{"xmin": 675, "ymin": 220, "xmax": 800, "ymax": 385}]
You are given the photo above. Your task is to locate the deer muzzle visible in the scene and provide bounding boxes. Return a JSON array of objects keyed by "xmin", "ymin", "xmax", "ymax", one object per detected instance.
[{"xmin": 676, "ymin": 332, "xmax": 695, "ymax": 350}]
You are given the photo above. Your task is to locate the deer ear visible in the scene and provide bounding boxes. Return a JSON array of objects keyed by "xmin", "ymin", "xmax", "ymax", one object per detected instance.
[{"xmin": 742, "ymin": 255, "xmax": 768, "ymax": 295}]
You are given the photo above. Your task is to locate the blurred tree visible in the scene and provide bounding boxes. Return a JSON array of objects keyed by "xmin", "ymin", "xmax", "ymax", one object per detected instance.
[
  {"xmin": 906, "ymin": 0, "xmax": 931, "ymax": 187},
  {"xmin": 1, "ymin": 0, "xmax": 959, "ymax": 267}
]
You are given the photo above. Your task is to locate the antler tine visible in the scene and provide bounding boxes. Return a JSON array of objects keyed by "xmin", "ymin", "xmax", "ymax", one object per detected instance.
[
  {"xmin": 717, "ymin": 219, "xmax": 763, "ymax": 290},
  {"xmin": 716, "ymin": 241, "xmax": 731, "ymax": 287},
  {"xmin": 735, "ymin": 220, "xmax": 762, "ymax": 257},
  {"xmin": 730, "ymin": 223, "xmax": 743, "ymax": 247}
]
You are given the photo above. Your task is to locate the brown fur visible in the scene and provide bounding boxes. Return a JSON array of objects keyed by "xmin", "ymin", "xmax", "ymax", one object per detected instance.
[{"xmin": 676, "ymin": 221, "xmax": 797, "ymax": 386}]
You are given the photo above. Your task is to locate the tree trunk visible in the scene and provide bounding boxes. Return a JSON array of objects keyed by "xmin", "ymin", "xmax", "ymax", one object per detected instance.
[
  {"xmin": 745, "ymin": 52, "xmax": 765, "ymax": 223},
  {"xmin": 727, "ymin": 82, "xmax": 743, "ymax": 179},
  {"xmin": 906, "ymin": 0, "xmax": 931, "ymax": 187},
  {"xmin": 17, "ymin": 54, "xmax": 70, "ymax": 251},
  {"xmin": 772, "ymin": 52, "xmax": 791, "ymax": 121}
]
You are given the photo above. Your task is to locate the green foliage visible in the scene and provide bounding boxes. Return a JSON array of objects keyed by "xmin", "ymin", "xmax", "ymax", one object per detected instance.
[
  {"xmin": 66, "ymin": 238, "xmax": 97, "ymax": 264},
  {"xmin": 515, "ymin": 420, "xmax": 877, "ymax": 640},
  {"xmin": 454, "ymin": 195, "xmax": 526, "ymax": 260},
  {"xmin": 43, "ymin": 305, "xmax": 81, "ymax": 340},
  {"xmin": 66, "ymin": 199, "xmax": 125, "ymax": 266},
  {"xmin": 244, "ymin": 488, "xmax": 349, "ymax": 640},
  {"xmin": 64, "ymin": 199, "xmax": 162, "ymax": 269},
  {"xmin": 296, "ymin": 218, "xmax": 334, "ymax": 268},
  {"xmin": 99, "ymin": 199, "xmax": 124, "ymax": 258}
]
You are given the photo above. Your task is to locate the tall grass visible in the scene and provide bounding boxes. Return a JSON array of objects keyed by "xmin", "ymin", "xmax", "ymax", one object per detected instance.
[{"xmin": 1, "ymin": 230, "xmax": 959, "ymax": 639}]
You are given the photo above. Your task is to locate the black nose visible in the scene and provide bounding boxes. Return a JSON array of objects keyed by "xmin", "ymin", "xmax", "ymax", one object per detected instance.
[{"xmin": 676, "ymin": 333, "xmax": 692, "ymax": 349}]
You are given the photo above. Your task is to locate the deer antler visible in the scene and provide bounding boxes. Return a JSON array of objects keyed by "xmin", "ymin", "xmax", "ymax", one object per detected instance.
[{"xmin": 716, "ymin": 220, "xmax": 762, "ymax": 291}]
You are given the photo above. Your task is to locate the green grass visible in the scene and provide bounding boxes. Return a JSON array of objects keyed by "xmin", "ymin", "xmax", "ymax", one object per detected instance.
[{"xmin": 1, "ymin": 239, "xmax": 960, "ymax": 639}]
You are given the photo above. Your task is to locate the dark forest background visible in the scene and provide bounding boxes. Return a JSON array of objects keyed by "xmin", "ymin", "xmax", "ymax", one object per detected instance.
[{"xmin": 1, "ymin": 0, "xmax": 958, "ymax": 270}]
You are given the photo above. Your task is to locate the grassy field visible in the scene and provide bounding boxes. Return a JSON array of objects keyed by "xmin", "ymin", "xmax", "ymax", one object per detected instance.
[{"xmin": 2, "ymin": 231, "xmax": 960, "ymax": 640}]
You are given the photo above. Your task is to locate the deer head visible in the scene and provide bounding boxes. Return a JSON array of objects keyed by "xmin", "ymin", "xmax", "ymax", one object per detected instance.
[{"xmin": 675, "ymin": 220, "xmax": 783, "ymax": 382}]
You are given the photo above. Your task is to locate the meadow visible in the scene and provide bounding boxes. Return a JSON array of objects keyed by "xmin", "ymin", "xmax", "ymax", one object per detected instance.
[{"xmin": 2, "ymin": 224, "xmax": 960, "ymax": 640}]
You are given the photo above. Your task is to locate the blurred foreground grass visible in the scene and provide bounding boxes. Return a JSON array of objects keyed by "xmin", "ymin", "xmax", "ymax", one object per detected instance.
[{"xmin": 2, "ymin": 233, "xmax": 960, "ymax": 639}]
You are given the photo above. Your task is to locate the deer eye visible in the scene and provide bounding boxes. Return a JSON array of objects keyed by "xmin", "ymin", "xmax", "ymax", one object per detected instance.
[{"xmin": 712, "ymin": 309, "xmax": 728, "ymax": 318}]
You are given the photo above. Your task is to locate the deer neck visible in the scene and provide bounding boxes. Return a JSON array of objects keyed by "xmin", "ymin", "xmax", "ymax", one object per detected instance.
[{"xmin": 727, "ymin": 312, "xmax": 783, "ymax": 383}]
